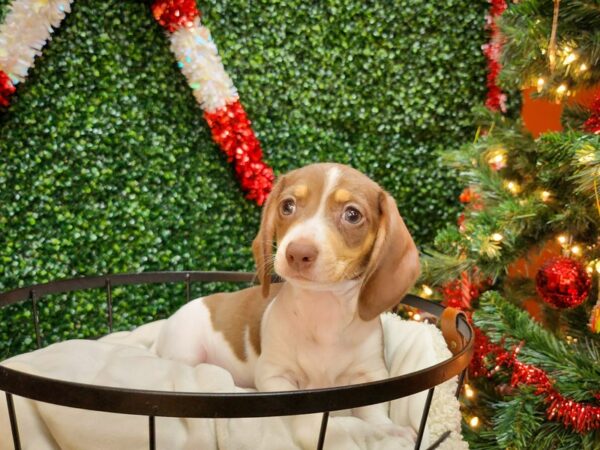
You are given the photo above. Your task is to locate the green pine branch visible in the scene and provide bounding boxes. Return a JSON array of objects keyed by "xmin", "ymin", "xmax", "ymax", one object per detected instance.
[
  {"xmin": 475, "ymin": 291, "xmax": 600, "ymax": 401},
  {"xmin": 422, "ymin": 113, "xmax": 600, "ymax": 290},
  {"xmin": 499, "ymin": 0, "xmax": 600, "ymax": 98}
]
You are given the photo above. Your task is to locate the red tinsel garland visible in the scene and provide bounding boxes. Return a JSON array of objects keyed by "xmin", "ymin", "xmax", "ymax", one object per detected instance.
[
  {"xmin": 583, "ymin": 94, "xmax": 600, "ymax": 135},
  {"xmin": 0, "ymin": 70, "xmax": 16, "ymax": 107},
  {"xmin": 205, "ymin": 100, "xmax": 274, "ymax": 205},
  {"xmin": 472, "ymin": 326, "xmax": 600, "ymax": 433},
  {"xmin": 481, "ymin": 0, "xmax": 507, "ymax": 112},
  {"xmin": 151, "ymin": 0, "xmax": 200, "ymax": 33},
  {"xmin": 150, "ymin": 0, "xmax": 274, "ymax": 205}
]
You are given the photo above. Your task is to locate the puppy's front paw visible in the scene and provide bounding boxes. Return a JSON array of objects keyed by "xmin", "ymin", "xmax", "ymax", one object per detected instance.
[{"xmin": 377, "ymin": 423, "xmax": 417, "ymax": 442}]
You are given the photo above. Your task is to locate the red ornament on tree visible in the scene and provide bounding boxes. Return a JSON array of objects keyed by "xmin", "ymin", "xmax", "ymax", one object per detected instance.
[
  {"xmin": 535, "ymin": 257, "xmax": 591, "ymax": 308},
  {"xmin": 583, "ymin": 93, "xmax": 600, "ymax": 135}
]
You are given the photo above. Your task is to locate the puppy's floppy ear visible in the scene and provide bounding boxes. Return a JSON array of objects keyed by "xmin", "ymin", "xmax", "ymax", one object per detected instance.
[
  {"xmin": 252, "ymin": 175, "xmax": 286, "ymax": 298},
  {"xmin": 358, "ymin": 191, "xmax": 420, "ymax": 321}
]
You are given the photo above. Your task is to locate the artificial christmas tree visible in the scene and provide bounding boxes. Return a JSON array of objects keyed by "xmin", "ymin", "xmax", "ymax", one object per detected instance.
[{"xmin": 420, "ymin": 1, "xmax": 600, "ymax": 448}]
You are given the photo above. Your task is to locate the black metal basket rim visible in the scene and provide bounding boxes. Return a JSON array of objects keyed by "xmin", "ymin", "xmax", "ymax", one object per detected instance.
[{"xmin": 0, "ymin": 271, "xmax": 473, "ymax": 419}]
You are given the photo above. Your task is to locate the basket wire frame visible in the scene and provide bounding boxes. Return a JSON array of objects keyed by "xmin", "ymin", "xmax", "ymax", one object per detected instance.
[{"xmin": 0, "ymin": 272, "xmax": 473, "ymax": 450}]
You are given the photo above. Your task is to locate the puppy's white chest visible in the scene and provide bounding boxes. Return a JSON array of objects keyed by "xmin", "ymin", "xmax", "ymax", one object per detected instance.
[
  {"xmin": 293, "ymin": 330, "xmax": 358, "ymax": 389},
  {"xmin": 260, "ymin": 292, "xmax": 382, "ymax": 390}
]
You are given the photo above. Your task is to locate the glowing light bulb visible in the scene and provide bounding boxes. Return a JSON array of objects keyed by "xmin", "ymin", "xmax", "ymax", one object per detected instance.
[
  {"xmin": 536, "ymin": 77, "xmax": 545, "ymax": 93},
  {"xmin": 491, "ymin": 154, "xmax": 505, "ymax": 164},
  {"xmin": 413, "ymin": 313, "xmax": 421, "ymax": 321},
  {"xmin": 557, "ymin": 235, "xmax": 568, "ymax": 245},
  {"xmin": 464, "ymin": 384, "xmax": 475, "ymax": 398},
  {"xmin": 564, "ymin": 53, "xmax": 577, "ymax": 65},
  {"xmin": 557, "ymin": 84, "xmax": 568, "ymax": 95},
  {"xmin": 579, "ymin": 63, "xmax": 588, "ymax": 71},
  {"xmin": 506, "ymin": 181, "xmax": 520, "ymax": 194},
  {"xmin": 491, "ymin": 233, "xmax": 504, "ymax": 242},
  {"xmin": 469, "ymin": 416, "xmax": 480, "ymax": 428},
  {"xmin": 422, "ymin": 285, "xmax": 433, "ymax": 297},
  {"xmin": 540, "ymin": 191, "xmax": 551, "ymax": 202},
  {"xmin": 571, "ymin": 245, "xmax": 581, "ymax": 256},
  {"xmin": 487, "ymin": 147, "xmax": 507, "ymax": 170},
  {"xmin": 595, "ymin": 261, "xmax": 600, "ymax": 273}
]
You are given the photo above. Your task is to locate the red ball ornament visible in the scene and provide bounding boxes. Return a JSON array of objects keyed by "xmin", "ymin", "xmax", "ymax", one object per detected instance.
[
  {"xmin": 535, "ymin": 257, "xmax": 591, "ymax": 308},
  {"xmin": 583, "ymin": 93, "xmax": 600, "ymax": 135}
]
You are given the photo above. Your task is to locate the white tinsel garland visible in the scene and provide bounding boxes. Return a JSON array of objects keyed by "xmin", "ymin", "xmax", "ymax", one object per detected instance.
[
  {"xmin": 169, "ymin": 17, "xmax": 238, "ymax": 113},
  {"xmin": 0, "ymin": 0, "xmax": 73, "ymax": 83}
]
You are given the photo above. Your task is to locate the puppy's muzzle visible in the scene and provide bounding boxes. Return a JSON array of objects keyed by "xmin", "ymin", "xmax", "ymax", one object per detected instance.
[{"xmin": 285, "ymin": 240, "xmax": 319, "ymax": 273}]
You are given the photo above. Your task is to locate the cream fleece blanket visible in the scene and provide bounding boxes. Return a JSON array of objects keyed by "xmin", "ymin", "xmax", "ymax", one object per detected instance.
[{"xmin": 0, "ymin": 314, "xmax": 467, "ymax": 450}]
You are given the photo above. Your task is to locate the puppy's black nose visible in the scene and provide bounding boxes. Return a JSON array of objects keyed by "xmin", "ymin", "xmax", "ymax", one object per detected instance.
[{"xmin": 286, "ymin": 240, "xmax": 319, "ymax": 271}]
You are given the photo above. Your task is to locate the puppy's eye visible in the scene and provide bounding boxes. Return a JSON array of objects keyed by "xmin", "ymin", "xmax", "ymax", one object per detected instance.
[
  {"xmin": 280, "ymin": 198, "xmax": 296, "ymax": 216},
  {"xmin": 343, "ymin": 206, "xmax": 363, "ymax": 224}
]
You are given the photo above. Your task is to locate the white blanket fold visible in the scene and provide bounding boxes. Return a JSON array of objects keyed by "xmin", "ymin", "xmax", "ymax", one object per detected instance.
[{"xmin": 0, "ymin": 314, "xmax": 467, "ymax": 450}]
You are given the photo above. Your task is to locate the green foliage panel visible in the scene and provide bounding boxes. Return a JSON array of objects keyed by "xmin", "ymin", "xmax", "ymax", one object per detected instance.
[{"xmin": 0, "ymin": 0, "xmax": 487, "ymax": 357}]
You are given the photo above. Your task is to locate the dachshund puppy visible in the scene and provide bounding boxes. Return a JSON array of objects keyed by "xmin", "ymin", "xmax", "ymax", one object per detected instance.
[{"xmin": 154, "ymin": 163, "xmax": 420, "ymax": 446}]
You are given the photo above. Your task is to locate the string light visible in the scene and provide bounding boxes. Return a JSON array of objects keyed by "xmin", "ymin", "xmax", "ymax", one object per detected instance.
[
  {"xmin": 556, "ymin": 84, "xmax": 567, "ymax": 95},
  {"xmin": 487, "ymin": 147, "xmax": 507, "ymax": 170},
  {"xmin": 421, "ymin": 285, "xmax": 433, "ymax": 298},
  {"xmin": 506, "ymin": 181, "xmax": 520, "ymax": 194},
  {"xmin": 490, "ymin": 153, "xmax": 506, "ymax": 165},
  {"xmin": 557, "ymin": 235, "xmax": 568, "ymax": 245},
  {"xmin": 571, "ymin": 245, "xmax": 582, "ymax": 256},
  {"xmin": 491, "ymin": 233, "xmax": 504, "ymax": 242},
  {"xmin": 536, "ymin": 77, "xmax": 545, "ymax": 93},
  {"xmin": 540, "ymin": 190, "xmax": 551, "ymax": 202},
  {"xmin": 563, "ymin": 52, "xmax": 577, "ymax": 65},
  {"xmin": 464, "ymin": 383, "xmax": 475, "ymax": 399},
  {"xmin": 469, "ymin": 416, "xmax": 480, "ymax": 428},
  {"xmin": 413, "ymin": 313, "xmax": 421, "ymax": 321},
  {"xmin": 596, "ymin": 261, "xmax": 600, "ymax": 274},
  {"xmin": 579, "ymin": 63, "xmax": 588, "ymax": 71}
]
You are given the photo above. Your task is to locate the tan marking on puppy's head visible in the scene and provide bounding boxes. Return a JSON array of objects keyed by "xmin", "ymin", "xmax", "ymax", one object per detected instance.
[
  {"xmin": 334, "ymin": 188, "xmax": 352, "ymax": 203},
  {"xmin": 294, "ymin": 184, "xmax": 308, "ymax": 199}
]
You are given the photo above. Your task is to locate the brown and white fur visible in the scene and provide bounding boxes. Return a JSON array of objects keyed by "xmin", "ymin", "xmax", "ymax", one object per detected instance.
[{"xmin": 154, "ymin": 163, "xmax": 421, "ymax": 446}]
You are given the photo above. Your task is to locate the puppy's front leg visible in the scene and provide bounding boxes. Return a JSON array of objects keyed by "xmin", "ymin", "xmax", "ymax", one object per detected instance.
[
  {"xmin": 351, "ymin": 369, "xmax": 417, "ymax": 442},
  {"xmin": 255, "ymin": 363, "xmax": 322, "ymax": 450}
]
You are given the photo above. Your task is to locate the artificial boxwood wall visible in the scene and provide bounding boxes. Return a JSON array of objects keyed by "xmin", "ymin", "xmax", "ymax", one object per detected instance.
[{"xmin": 0, "ymin": 0, "xmax": 488, "ymax": 357}]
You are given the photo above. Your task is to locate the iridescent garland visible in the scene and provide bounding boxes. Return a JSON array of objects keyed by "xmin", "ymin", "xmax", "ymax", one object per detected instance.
[
  {"xmin": 0, "ymin": 0, "xmax": 73, "ymax": 104},
  {"xmin": 0, "ymin": 0, "xmax": 274, "ymax": 205}
]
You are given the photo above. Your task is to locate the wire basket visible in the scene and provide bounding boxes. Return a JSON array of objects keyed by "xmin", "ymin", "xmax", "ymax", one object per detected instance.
[{"xmin": 0, "ymin": 271, "xmax": 473, "ymax": 450}]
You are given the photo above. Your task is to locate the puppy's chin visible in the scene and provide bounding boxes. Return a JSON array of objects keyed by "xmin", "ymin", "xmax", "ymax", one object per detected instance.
[
  {"xmin": 280, "ymin": 274, "xmax": 361, "ymax": 293},
  {"xmin": 274, "ymin": 262, "xmax": 362, "ymax": 292}
]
